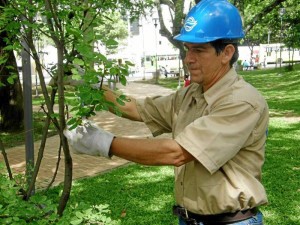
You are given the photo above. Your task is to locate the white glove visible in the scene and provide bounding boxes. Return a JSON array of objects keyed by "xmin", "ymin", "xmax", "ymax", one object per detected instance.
[{"xmin": 63, "ymin": 121, "xmax": 114, "ymax": 158}]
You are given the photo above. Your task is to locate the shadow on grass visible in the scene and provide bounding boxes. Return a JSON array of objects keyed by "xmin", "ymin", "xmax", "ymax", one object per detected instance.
[
  {"xmin": 262, "ymin": 118, "xmax": 300, "ymax": 225},
  {"xmin": 241, "ymin": 65, "xmax": 300, "ymax": 117},
  {"xmin": 47, "ymin": 165, "xmax": 178, "ymax": 225}
]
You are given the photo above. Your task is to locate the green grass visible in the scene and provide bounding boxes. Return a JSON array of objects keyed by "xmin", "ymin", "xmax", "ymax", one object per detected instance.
[
  {"xmin": 46, "ymin": 165, "xmax": 178, "ymax": 224},
  {"xmin": 1, "ymin": 86, "xmax": 76, "ymax": 149},
  {"xmin": 242, "ymin": 66, "xmax": 300, "ymax": 224},
  {"xmin": 240, "ymin": 65, "xmax": 300, "ymax": 117},
  {"xmin": 1, "ymin": 112, "xmax": 57, "ymax": 148},
  {"xmin": 241, "ymin": 65, "xmax": 300, "ymax": 224},
  {"xmin": 262, "ymin": 118, "xmax": 300, "ymax": 224},
  {"xmin": 3, "ymin": 64, "xmax": 300, "ymax": 224}
]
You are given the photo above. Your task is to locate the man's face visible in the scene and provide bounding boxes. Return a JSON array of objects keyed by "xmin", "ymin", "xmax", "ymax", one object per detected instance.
[{"xmin": 184, "ymin": 42, "xmax": 230, "ymax": 90}]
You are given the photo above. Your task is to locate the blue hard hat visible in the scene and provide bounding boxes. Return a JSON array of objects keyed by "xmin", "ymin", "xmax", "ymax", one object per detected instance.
[{"xmin": 174, "ymin": 0, "xmax": 245, "ymax": 43}]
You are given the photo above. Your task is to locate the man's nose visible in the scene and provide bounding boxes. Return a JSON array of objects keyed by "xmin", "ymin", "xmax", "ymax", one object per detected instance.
[{"xmin": 184, "ymin": 51, "xmax": 195, "ymax": 65}]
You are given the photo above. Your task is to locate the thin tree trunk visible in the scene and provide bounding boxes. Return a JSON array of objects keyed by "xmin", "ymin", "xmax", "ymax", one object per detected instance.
[
  {"xmin": 56, "ymin": 43, "xmax": 73, "ymax": 216},
  {"xmin": 0, "ymin": 138, "xmax": 13, "ymax": 180}
]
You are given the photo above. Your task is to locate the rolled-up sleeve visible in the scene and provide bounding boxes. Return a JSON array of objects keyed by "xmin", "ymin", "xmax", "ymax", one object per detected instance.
[{"xmin": 136, "ymin": 94, "xmax": 175, "ymax": 137}]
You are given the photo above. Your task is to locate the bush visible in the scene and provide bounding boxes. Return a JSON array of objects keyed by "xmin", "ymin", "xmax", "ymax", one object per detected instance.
[{"xmin": 0, "ymin": 164, "xmax": 120, "ymax": 225}]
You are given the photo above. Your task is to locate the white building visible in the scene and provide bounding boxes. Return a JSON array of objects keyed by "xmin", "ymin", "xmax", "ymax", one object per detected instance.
[{"xmin": 238, "ymin": 44, "xmax": 300, "ymax": 68}]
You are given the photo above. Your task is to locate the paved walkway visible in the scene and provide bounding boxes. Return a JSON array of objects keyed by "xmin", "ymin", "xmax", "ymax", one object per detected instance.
[{"xmin": 0, "ymin": 81, "xmax": 174, "ymax": 189}]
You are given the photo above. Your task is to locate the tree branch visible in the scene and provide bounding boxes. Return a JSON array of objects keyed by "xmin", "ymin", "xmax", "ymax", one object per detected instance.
[{"xmin": 244, "ymin": 0, "xmax": 286, "ymax": 34}]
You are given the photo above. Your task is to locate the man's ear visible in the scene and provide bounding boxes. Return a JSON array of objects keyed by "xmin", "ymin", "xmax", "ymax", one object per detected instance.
[{"xmin": 221, "ymin": 44, "xmax": 235, "ymax": 64}]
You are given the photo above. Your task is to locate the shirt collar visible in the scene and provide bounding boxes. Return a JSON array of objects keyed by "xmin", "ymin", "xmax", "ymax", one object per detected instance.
[{"xmin": 204, "ymin": 68, "xmax": 238, "ymax": 104}]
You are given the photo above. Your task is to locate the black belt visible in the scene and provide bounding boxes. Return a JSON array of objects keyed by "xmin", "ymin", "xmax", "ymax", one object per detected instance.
[{"xmin": 173, "ymin": 205, "xmax": 258, "ymax": 225}]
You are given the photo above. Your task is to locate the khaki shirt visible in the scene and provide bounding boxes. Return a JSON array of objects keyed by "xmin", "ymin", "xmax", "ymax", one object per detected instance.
[{"xmin": 136, "ymin": 68, "xmax": 269, "ymax": 215}]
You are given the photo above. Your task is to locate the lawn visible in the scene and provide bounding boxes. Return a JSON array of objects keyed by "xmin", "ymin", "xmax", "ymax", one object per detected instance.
[
  {"xmin": 2, "ymin": 65, "xmax": 300, "ymax": 224},
  {"xmin": 241, "ymin": 66, "xmax": 300, "ymax": 225}
]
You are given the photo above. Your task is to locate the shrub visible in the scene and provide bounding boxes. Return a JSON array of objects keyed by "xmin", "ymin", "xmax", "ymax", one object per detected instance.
[{"xmin": 0, "ymin": 164, "xmax": 119, "ymax": 224}]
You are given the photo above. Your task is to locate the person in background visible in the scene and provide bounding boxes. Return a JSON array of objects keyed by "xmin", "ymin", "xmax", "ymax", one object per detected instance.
[
  {"xmin": 160, "ymin": 65, "xmax": 169, "ymax": 78},
  {"xmin": 184, "ymin": 74, "xmax": 191, "ymax": 87},
  {"xmin": 64, "ymin": 0, "xmax": 269, "ymax": 224},
  {"xmin": 263, "ymin": 55, "xmax": 267, "ymax": 68},
  {"xmin": 255, "ymin": 55, "xmax": 259, "ymax": 65},
  {"xmin": 242, "ymin": 59, "xmax": 250, "ymax": 70}
]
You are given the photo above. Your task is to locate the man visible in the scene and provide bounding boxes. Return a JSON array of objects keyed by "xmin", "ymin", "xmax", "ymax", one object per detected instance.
[
  {"xmin": 64, "ymin": 0, "xmax": 269, "ymax": 224},
  {"xmin": 242, "ymin": 60, "xmax": 250, "ymax": 71},
  {"xmin": 160, "ymin": 65, "xmax": 169, "ymax": 78}
]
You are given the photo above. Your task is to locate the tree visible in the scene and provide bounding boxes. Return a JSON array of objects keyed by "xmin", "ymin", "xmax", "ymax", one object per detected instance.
[
  {"xmin": 96, "ymin": 12, "xmax": 129, "ymax": 55},
  {"xmin": 0, "ymin": 0, "xmax": 153, "ymax": 221},
  {"xmin": 0, "ymin": 0, "xmax": 24, "ymax": 132},
  {"xmin": 241, "ymin": 0, "xmax": 300, "ymax": 68},
  {"xmin": 279, "ymin": 5, "xmax": 300, "ymax": 68}
]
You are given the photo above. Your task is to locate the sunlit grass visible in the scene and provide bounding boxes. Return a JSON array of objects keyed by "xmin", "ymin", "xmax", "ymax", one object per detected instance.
[
  {"xmin": 45, "ymin": 165, "xmax": 178, "ymax": 225},
  {"xmin": 262, "ymin": 118, "xmax": 300, "ymax": 225}
]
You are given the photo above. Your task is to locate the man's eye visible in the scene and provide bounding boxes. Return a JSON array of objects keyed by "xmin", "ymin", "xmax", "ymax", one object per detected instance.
[
  {"xmin": 184, "ymin": 46, "xmax": 204, "ymax": 53},
  {"xmin": 192, "ymin": 48, "xmax": 203, "ymax": 53}
]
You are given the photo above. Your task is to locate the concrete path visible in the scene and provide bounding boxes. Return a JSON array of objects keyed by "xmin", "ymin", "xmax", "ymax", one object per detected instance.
[{"xmin": 0, "ymin": 81, "xmax": 174, "ymax": 189}]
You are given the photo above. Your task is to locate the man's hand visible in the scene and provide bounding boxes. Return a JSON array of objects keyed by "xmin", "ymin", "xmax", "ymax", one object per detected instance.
[{"xmin": 63, "ymin": 121, "xmax": 114, "ymax": 158}]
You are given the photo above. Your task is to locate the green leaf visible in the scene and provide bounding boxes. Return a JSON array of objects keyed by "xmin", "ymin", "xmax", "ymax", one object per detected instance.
[
  {"xmin": 71, "ymin": 68, "xmax": 79, "ymax": 75},
  {"xmin": 109, "ymin": 67, "xmax": 118, "ymax": 75},
  {"xmin": 75, "ymin": 211, "xmax": 84, "ymax": 218},
  {"xmin": 105, "ymin": 39, "xmax": 118, "ymax": 47},
  {"xmin": 7, "ymin": 75, "xmax": 17, "ymax": 84},
  {"xmin": 68, "ymin": 123, "xmax": 78, "ymax": 130},
  {"xmin": 3, "ymin": 45, "xmax": 14, "ymax": 51},
  {"xmin": 72, "ymin": 74, "xmax": 82, "ymax": 81},
  {"xmin": 73, "ymin": 58, "xmax": 84, "ymax": 66},
  {"xmin": 67, "ymin": 118, "xmax": 78, "ymax": 126},
  {"xmin": 50, "ymin": 113, "xmax": 59, "ymax": 118},
  {"xmin": 125, "ymin": 60, "xmax": 135, "ymax": 66},
  {"xmin": 116, "ymin": 98, "xmax": 125, "ymax": 106},
  {"xmin": 70, "ymin": 218, "xmax": 83, "ymax": 225},
  {"xmin": 119, "ymin": 76, "xmax": 127, "ymax": 86}
]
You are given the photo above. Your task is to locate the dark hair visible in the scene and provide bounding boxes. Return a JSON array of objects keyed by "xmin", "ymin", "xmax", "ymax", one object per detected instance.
[{"xmin": 209, "ymin": 39, "xmax": 239, "ymax": 67}]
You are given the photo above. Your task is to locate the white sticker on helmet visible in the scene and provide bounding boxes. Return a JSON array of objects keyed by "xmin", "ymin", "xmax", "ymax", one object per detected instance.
[{"xmin": 184, "ymin": 17, "xmax": 197, "ymax": 32}]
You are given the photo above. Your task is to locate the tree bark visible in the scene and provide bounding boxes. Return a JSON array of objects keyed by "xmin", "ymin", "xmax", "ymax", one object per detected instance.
[
  {"xmin": 0, "ymin": 30, "xmax": 24, "ymax": 132},
  {"xmin": 0, "ymin": 0, "xmax": 24, "ymax": 132}
]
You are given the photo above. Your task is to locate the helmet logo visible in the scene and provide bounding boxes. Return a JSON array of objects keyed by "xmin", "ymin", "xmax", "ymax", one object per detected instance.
[{"xmin": 184, "ymin": 17, "xmax": 197, "ymax": 32}]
